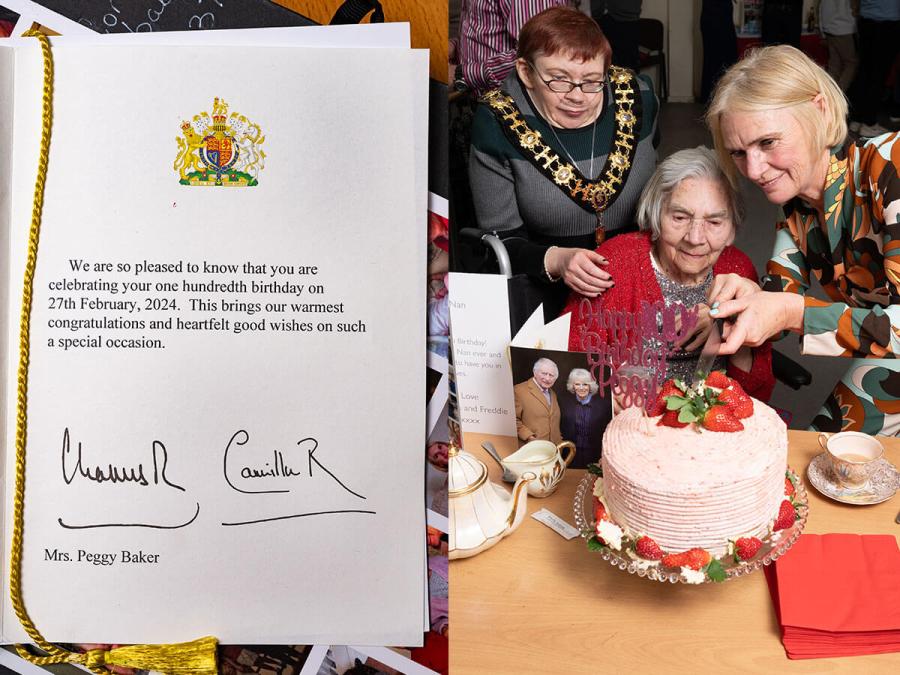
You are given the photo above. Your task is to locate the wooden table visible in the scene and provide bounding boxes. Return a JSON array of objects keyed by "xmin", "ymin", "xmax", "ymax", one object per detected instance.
[{"xmin": 450, "ymin": 431, "xmax": 900, "ymax": 673}]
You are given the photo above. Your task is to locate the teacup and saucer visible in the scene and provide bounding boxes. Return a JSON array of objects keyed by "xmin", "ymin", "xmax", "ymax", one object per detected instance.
[{"xmin": 807, "ymin": 432, "xmax": 900, "ymax": 505}]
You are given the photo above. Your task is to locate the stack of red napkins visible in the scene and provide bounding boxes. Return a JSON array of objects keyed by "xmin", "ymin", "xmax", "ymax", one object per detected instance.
[{"xmin": 765, "ymin": 533, "xmax": 900, "ymax": 659}]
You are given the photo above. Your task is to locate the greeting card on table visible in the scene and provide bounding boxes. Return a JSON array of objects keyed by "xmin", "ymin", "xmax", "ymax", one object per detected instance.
[
  {"xmin": 446, "ymin": 272, "xmax": 516, "ymax": 439},
  {"xmin": 0, "ymin": 36, "xmax": 428, "ymax": 646}
]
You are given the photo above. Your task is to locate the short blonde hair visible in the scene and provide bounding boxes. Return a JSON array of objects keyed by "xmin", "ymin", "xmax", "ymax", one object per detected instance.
[{"xmin": 705, "ymin": 45, "xmax": 847, "ymax": 186}]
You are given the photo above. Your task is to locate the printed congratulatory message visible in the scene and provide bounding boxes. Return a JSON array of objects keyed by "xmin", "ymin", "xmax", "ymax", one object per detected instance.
[{"xmin": 44, "ymin": 258, "xmax": 367, "ymax": 351}]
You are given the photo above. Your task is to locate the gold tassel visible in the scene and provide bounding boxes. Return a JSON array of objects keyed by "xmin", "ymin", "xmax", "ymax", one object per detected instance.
[{"xmin": 79, "ymin": 636, "xmax": 218, "ymax": 675}]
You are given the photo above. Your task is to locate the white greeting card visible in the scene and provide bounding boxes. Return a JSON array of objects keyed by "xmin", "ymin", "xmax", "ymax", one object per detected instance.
[
  {"xmin": 447, "ymin": 272, "xmax": 517, "ymax": 437},
  {"xmin": 0, "ymin": 37, "xmax": 427, "ymax": 646}
]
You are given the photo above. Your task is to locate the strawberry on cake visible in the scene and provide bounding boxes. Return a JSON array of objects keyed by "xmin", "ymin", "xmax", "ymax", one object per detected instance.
[{"xmin": 588, "ymin": 372, "xmax": 796, "ymax": 582}]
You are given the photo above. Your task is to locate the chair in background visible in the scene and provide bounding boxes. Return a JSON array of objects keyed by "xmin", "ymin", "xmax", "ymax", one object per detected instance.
[{"xmin": 637, "ymin": 17, "xmax": 668, "ymax": 101}]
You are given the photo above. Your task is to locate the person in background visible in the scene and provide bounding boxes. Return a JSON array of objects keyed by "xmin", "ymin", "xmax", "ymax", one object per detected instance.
[
  {"xmin": 848, "ymin": 0, "xmax": 900, "ymax": 137},
  {"xmin": 700, "ymin": 0, "xmax": 739, "ymax": 104},
  {"xmin": 469, "ymin": 6, "xmax": 658, "ymax": 319},
  {"xmin": 590, "ymin": 0, "xmax": 642, "ymax": 70},
  {"xmin": 761, "ymin": 0, "xmax": 803, "ymax": 49},
  {"xmin": 819, "ymin": 0, "xmax": 858, "ymax": 93},
  {"xmin": 706, "ymin": 45, "xmax": 900, "ymax": 434},
  {"xmin": 564, "ymin": 147, "xmax": 774, "ymax": 401},
  {"xmin": 450, "ymin": 0, "xmax": 575, "ymax": 95},
  {"xmin": 514, "ymin": 357, "xmax": 563, "ymax": 443},
  {"xmin": 559, "ymin": 367, "xmax": 611, "ymax": 467}
]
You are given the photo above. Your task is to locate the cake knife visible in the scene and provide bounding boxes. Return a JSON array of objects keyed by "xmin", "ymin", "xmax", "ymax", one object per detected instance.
[{"xmin": 691, "ymin": 317, "xmax": 725, "ymax": 388}]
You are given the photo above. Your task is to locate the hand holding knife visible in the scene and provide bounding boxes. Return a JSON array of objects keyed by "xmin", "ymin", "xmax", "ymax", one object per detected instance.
[
  {"xmin": 690, "ymin": 315, "xmax": 725, "ymax": 389},
  {"xmin": 707, "ymin": 274, "xmax": 805, "ymax": 355}
]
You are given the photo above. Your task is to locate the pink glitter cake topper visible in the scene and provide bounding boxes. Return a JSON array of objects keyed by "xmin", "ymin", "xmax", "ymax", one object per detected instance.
[{"xmin": 575, "ymin": 299, "xmax": 699, "ymax": 412}]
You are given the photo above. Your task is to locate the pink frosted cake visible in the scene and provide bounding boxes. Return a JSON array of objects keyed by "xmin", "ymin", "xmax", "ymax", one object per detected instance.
[
  {"xmin": 588, "ymin": 374, "xmax": 794, "ymax": 581},
  {"xmin": 600, "ymin": 401, "xmax": 787, "ymax": 557}
]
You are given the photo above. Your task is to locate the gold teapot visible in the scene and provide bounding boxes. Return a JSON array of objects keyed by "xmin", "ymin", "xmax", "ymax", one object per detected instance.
[{"xmin": 448, "ymin": 442, "xmax": 534, "ymax": 560}]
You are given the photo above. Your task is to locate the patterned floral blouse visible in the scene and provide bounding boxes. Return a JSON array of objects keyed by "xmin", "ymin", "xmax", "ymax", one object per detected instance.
[{"xmin": 762, "ymin": 133, "xmax": 900, "ymax": 358}]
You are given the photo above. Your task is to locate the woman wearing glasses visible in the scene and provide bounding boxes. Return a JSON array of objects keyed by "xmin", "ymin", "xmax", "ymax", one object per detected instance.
[
  {"xmin": 563, "ymin": 147, "xmax": 775, "ymax": 401},
  {"xmin": 468, "ymin": 6, "xmax": 658, "ymax": 319}
]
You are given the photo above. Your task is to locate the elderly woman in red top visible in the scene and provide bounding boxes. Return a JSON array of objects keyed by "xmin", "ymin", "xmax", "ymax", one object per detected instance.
[{"xmin": 564, "ymin": 146, "xmax": 774, "ymax": 401}]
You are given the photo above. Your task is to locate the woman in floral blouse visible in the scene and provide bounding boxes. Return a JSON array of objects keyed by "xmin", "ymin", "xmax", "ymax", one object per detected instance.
[{"xmin": 706, "ymin": 45, "xmax": 900, "ymax": 434}]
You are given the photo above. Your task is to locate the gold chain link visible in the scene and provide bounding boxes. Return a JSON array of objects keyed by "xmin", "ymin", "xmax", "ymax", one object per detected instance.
[{"xmin": 482, "ymin": 65, "xmax": 639, "ymax": 214}]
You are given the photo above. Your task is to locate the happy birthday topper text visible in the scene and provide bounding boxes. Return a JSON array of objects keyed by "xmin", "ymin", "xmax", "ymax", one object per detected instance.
[{"xmin": 575, "ymin": 299, "xmax": 699, "ymax": 411}]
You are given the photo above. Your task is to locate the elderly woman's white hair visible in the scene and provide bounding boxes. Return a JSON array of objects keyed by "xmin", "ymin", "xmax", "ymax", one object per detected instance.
[
  {"xmin": 635, "ymin": 146, "xmax": 743, "ymax": 241},
  {"xmin": 705, "ymin": 45, "xmax": 848, "ymax": 188},
  {"xmin": 566, "ymin": 368, "xmax": 599, "ymax": 395}
]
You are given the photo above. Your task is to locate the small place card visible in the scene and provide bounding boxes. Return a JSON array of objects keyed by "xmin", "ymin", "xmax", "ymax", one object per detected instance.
[{"xmin": 531, "ymin": 508, "xmax": 579, "ymax": 540}]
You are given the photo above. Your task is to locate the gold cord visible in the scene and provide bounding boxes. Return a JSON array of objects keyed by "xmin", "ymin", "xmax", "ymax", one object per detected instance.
[{"xmin": 8, "ymin": 31, "xmax": 217, "ymax": 675}]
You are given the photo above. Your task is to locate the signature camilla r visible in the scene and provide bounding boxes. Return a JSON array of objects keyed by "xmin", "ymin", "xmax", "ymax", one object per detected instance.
[{"xmin": 175, "ymin": 97, "xmax": 266, "ymax": 187}]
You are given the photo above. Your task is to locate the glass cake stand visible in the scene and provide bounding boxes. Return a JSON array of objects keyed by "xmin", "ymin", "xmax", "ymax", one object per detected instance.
[{"xmin": 572, "ymin": 469, "xmax": 808, "ymax": 584}]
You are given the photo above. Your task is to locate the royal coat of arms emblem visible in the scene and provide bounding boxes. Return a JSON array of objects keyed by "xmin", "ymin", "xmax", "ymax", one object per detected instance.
[{"xmin": 175, "ymin": 97, "xmax": 266, "ymax": 186}]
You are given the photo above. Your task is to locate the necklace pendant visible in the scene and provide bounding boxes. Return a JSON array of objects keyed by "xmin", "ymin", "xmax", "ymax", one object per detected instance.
[{"xmin": 595, "ymin": 212, "xmax": 605, "ymax": 246}]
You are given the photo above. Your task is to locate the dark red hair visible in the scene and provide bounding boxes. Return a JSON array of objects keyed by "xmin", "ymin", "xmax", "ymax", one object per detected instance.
[{"xmin": 517, "ymin": 7, "xmax": 611, "ymax": 67}]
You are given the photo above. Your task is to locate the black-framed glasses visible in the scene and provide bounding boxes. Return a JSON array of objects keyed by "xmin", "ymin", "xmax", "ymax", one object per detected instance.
[{"xmin": 528, "ymin": 62, "xmax": 605, "ymax": 94}]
